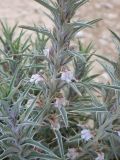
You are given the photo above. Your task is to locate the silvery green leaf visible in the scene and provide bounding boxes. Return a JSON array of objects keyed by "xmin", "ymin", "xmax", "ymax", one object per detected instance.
[
  {"xmin": 70, "ymin": 106, "xmax": 107, "ymax": 113},
  {"xmin": 27, "ymin": 152, "xmax": 61, "ymax": 160},
  {"xmin": 21, "ymin": 138, "xmax": 58, "ymax": 158},
  {"xmin": 68, "ymin": 134, "xmax": 81, "ymax": 142},
  {"xmin": 59, "ymin": 106, "xmax": 68, "ymax": 128},
  {"xmin": 54, "ymin": 130, "xmax": 65, "ymax": 159}
]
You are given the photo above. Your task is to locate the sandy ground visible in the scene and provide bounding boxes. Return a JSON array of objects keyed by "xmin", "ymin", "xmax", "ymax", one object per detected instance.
[{"xmin": 0, "ymin": 0, "xmax": 120, "ymax": 75}]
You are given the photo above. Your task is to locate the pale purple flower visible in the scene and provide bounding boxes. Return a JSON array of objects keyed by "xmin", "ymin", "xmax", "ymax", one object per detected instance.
[
  {"xmin": 54, "ymin": 98, "xmax": 64, "ymax": 109},
  {"xmin": 30, "ymin": 74, "xmax": 44, "ymax": 85},
  {"xmin": 115, "ymin": 131, "xmax": 120, "ymax": 137},
  {"xmin": 81, "ymin": 129, "xmax": 93, "ymax": 141},
  {"xmin": 61, "ymin": 70, "xmax": 75, "ymax": 83},
  {"xmin": 95, "ymin": 152, "xmax": 104, "ymax": 160},
  {"xmin": 54, "ymin": 97, "xmax": 69, "ymax": 109},
  {"xmin": 51, "ymin": 122, "xmax": 60, "ymax": 130},
  {"xmin": 67, "ymin": 148, "xmax": 80, "ymax": 160}
]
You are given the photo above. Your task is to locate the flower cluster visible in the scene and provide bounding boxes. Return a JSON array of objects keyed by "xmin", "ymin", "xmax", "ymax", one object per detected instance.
[
  {"xmin": 61, "ymin": 69, "xmax": 76, "ymax": 83},
  {"xmin": 81, "ymin": 129, "xmax": 93, "ymax": 141},
  {"xmin": 54, "ymin": 97, "xmax": 69, "ymax": 109},
  {"xmin": 30, "ymin": 74, "xmax": 44, "ymax": 85}
]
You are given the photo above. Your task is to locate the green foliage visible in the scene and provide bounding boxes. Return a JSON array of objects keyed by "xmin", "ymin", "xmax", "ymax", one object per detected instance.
[{"xmin": 0, "ymin": 0, "xmax": 120, "ymax": 160}]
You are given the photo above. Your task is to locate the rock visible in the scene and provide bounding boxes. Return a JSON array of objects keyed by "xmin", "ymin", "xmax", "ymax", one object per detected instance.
[
  {"xmin": 95, "ymin": 3, "xmax": 113, "ymax": 9},
  {"xmin": 101, "ymin": 2, "xmax": 113, "ymax": 9},
  {"xmin": 112, "ymin": 0, "xmax": 120, "ymax": 5},
  {"xmin": 99, "ymin": 38, "xmax": 108, "ymax": 46},
  {"xmin": 95, "ymin": 3, "xmax": 101, "ymax": 9},
  {"xmin": 101, "ymin": 31, "xmax": 109, "ymax": 40},
  {"xmin": 107, "ymin": 13, "xmax": 118, "ymax": 19}
]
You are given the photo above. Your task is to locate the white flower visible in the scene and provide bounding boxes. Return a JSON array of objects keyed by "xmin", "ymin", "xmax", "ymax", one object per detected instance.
[
  {"xmin": 61, "ymin": 70, "xmax": 75, "ymax": 83},
  {"xmin": 117, "ymin": 131, "xmax": 120, "ymax": 136},
  {"xmin": 67, "ymin": 148, "xmax": 80, "ymax": 160},
  {"xmin": 43, "ymin": 49, "xmax": 49, "ymax": 58},
  {"xmin": 54, "ymin": 97, "xmax": 69, "ymax": 109},
  {"xmin": 116, "ymin": 131, "xmax": 120, "ymax": 137},
  {"xmin": 81, "ymin": 129, "xmax": 93, "ymax": 141},
  {"xmin": 95, "ymin": 152, "xmax": 104, "ymax": 160},
  {"xmin": 54, "ymin": 98, "xmax": 64, "ymax": 109},
  {"xmin": 30, "ymin": 74, "xmax": 44, "ymax": 85}
]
